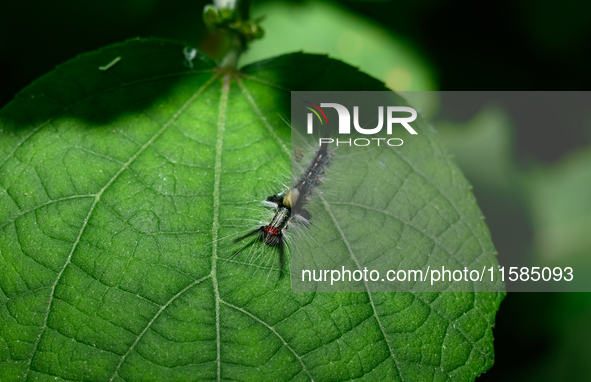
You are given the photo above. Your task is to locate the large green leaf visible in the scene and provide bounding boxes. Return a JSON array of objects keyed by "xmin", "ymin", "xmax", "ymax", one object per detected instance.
[{"xmin": 0, "ymin": 39, "xmax": 503, "ymax": 381}]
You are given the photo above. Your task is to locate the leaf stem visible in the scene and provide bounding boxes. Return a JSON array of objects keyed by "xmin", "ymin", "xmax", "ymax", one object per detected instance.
[
  {"xmin": 221, "ymin": 0, "xmax": 249, "ymax": 69},
  {"xmin": 220, "ymin": 33, "xmax": 244, "ymax": 69},
  {"xmin": 205, "ymin": 0, "xmax": 261, "ymax": 69}
]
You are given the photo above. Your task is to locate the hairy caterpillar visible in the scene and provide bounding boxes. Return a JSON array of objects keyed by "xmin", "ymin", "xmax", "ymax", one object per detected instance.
[{"xmin": 232, "ymin": 141, "xmax": 331, "ymax": 271}]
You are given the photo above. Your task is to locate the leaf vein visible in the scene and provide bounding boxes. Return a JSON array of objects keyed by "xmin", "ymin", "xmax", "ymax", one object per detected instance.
[
  {"xmin": 237, "ymin": 77, "xmax": 290, "ymax": 158},
  {"xmin": 318, "ymin": 196, "xmax": 404, "ymax": 381},
  {"xmin": 106, "ymin": 274, "xmax": 212, "ymax": 381},
  {"xmin": 220, "ymin": 299, "xmax": 315, "ymax": 382}
]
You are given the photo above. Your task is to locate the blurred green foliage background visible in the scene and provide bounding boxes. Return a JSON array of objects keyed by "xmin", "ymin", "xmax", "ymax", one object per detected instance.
[{"xmin": 2, "ymin": 0, "xmax": 591, "ymax": 380}]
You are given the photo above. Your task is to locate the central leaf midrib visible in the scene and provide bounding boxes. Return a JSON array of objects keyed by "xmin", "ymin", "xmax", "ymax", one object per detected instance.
[{"xmin": 210, "ymin": 72, "xmax": 231, "ymax": 382}]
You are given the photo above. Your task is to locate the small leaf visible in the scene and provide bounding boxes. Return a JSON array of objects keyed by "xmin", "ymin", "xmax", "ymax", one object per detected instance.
[{"xmin": 0, "ymin": 39, "xmax": 503, "ymax": 381}]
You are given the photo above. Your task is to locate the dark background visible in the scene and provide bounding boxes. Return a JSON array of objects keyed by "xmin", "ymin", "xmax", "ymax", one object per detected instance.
[{"xmin": 2, "ymin": 0, "xmax": 591, "ymax": 380}]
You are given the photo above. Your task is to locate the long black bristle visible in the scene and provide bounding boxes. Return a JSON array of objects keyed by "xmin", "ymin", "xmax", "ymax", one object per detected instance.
[{"xmin": 232, "ymin": 227, "xmax": 263, "ymax": 244}]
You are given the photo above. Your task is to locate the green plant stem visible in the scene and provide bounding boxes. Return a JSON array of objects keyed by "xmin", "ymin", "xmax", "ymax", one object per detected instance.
[
  {"xmin": 220, "ymin": 33, "xmax": 244, "ymax": 69},
  {"xmin": 218, "ymin": 0, "xmax": 250, "ymax": 69}
]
